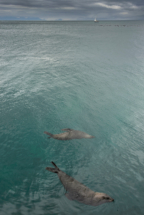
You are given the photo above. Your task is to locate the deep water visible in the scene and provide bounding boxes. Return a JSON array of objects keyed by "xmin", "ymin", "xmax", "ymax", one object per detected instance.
[{"xmin": 0, "ymin": 20, "xmax": 144, "ymax": 215}]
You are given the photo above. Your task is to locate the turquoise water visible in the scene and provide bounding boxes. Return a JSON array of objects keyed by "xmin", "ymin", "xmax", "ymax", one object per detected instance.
[{"xmin": 0, "ymin": 20, "xmax": 144, "ymax": 214}]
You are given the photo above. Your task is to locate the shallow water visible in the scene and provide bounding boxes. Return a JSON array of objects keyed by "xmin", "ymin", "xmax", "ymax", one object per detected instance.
[{"xmin": 0, "ymin": 20, "xmax": 144, "ymax": 214}]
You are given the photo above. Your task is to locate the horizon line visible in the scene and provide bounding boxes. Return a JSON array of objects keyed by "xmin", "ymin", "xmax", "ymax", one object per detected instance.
[{"xmin": 0, "ymin": 19, "xmax": 143, "ymax": 21}]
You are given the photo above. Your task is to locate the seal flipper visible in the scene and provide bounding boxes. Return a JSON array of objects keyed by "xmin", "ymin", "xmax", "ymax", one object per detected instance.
[
  {"xmin": 65, "ymin": 192, "xmax": 87, "ymax": 202},
  {"xmin": 51, "ymin": 161, "xmax": 60, "ymax": 171},
  {"xmin": 61, "ymin": 128, "xmax": 73, "ymax": 131},
  {"xmin": 45, "ymin": 167, "xmax": 58, "ymax": 173},
  {"xmin": 46, "ymin": 161, "xmax": 60, "ymax": 173},
  {"xmin": 44, "ymin": 131, "xmax": 54, "ymax": 138},
  {"xmin": 65, "ymin": 192, "xmax": 77, "ymax": 201}
]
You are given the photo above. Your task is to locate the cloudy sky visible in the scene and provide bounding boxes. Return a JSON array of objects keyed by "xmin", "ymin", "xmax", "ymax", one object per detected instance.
[{"xmin": 0, "ymin": 0, "xmax": 144, "ymax": 20}]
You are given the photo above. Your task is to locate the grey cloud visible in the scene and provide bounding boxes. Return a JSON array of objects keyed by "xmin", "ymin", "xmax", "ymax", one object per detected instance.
[
  {"xmin": 0, "ymin": 0, "xmax": 75, "ymax": 8},
  {"xmin": 0, "ymin": 0, "xmax": 143, "ymax": 8},
  {"xmin": 0, "ymin": 0, "xmax": 143, "ymax": 20}
]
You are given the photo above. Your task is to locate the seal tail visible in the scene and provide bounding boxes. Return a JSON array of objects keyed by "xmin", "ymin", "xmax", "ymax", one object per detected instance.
[
  {"xmin": 44, "ymin": 131, "xmax": 54, "ymax": 138},
  {"xmin": 46, "ymin": 161, "xmax": 60, "ymax": 174}
]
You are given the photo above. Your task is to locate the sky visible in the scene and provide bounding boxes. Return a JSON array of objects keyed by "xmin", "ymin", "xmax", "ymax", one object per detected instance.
[{"xmin": 0, "ymin": 0, "xmax": 144, "ymax": 21}]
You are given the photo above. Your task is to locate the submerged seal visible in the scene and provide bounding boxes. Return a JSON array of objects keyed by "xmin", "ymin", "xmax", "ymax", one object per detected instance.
[
  {"xmin": 44, "ymin": 128, "xmax": 95, "ymax": 140},
  {"xmin": 46, "ymin": 162, "xmax": 114, "ymax": 206}
]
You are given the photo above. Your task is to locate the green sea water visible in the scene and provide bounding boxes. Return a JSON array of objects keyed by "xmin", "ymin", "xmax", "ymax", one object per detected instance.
[{"xmin": 0, "ymin": 20, "xmax": 144, "ymax": 215}]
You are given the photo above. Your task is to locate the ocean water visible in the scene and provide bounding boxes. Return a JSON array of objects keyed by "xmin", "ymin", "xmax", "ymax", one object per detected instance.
[{"xmin": 0, "ymin": 20, "xmax": 144, "ymax": 215}]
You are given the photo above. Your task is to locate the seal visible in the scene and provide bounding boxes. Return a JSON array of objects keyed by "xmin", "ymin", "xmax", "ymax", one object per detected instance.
[
  {"xmin": 44, "ymin": 128, "xmax": 95, "ymax": 140},
  {"xmin": 46, "ymin": 162, "xmax": 114, "ymax": 206}
]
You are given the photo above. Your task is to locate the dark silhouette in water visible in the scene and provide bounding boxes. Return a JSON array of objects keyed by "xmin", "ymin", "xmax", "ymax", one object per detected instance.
[
  {"xmin": 44, "ymin": 128, "xmax": 95, "ymax": 140},
  {"xmin": 46, "ymin": 162, "xmax": 114, "ymax": 206}
]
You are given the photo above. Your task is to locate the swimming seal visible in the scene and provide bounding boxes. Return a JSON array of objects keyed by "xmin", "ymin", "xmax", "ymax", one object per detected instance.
[
  {"xmin": 46, "ymin": 162, "xmax": 114, "ymax": 206},
  {"xmin": 44, "ymin": 128, "xmax": 95, "ymax": 140}
]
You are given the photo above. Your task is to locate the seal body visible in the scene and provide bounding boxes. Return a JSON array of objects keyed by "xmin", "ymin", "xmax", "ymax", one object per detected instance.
[
  {"xmin": 44, "ymin": 128, "xmax": 95, "ymax": 140},
  {"xmin": 46, "ymin": 162, "xmax": 114, "ymax": 206}
]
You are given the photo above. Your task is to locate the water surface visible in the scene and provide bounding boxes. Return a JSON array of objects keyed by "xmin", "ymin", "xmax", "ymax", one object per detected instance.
[{"xmin": 0, "ymin": 20, "xmax": 144, "ymax": 215}]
